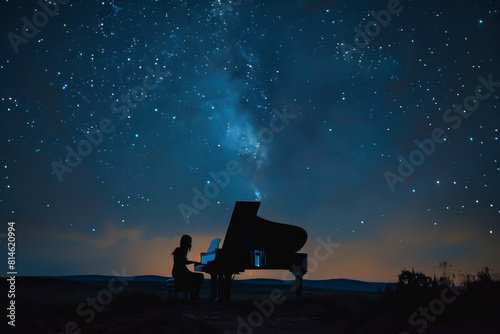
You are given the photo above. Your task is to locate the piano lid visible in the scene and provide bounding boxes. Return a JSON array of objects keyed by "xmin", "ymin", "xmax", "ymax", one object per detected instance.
[{"xmin": 221, "ymin": 201, "xmax": 307, "ymax": 256}]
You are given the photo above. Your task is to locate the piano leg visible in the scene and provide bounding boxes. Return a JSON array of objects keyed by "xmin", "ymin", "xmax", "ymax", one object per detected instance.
[
  {"xmin": 213, "ymin": 273, "xmax": 232, "ymax": 302},
  {"xmin": 209, "ymin": 273, "xmax": 232, "ymax": 302},
  {"xmin": 209, "ymin": 274, "xmax": 218, "ymax": 301},
  {"xmin": 218, "ymin": 274, "xmax": 224, "ymax": 301},
  {"xmin": 223, "ymin": 273, "xmax": 233, "ymax": 302},
  {"xmin": 294, "ymin": 273, "xmax": 304, "ymax": 301}
]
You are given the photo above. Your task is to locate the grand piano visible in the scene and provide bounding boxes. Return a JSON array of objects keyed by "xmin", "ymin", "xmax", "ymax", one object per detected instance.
[{"xmin": 194, "ymin": 201, "xmax": 308, "ymax": 301}]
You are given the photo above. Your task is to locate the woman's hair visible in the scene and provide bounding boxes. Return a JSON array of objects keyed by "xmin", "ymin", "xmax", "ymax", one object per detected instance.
[{"xmin": 180, "ymin": 234, "xmax": 192, "ymax": 253}]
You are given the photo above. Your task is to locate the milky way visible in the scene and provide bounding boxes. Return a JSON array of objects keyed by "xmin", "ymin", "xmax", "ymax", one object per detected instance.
[{"xmin": 0, "ymin": 0, "xmax": 499, "ymax": 281}]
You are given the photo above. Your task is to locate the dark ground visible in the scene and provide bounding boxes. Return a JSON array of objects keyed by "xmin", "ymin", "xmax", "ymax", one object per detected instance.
[{"xmin": 1, "ymin": 277, "xmax": 499, "ymax": 333}]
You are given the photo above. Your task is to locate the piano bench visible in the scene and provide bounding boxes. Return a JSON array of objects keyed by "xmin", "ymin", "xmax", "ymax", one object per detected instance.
[{"xmin": 166, "ymin": 278, "xmax": 192, "ymax": 301}]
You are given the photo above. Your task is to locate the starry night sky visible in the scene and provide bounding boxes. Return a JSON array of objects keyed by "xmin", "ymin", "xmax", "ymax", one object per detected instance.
[{"xmin": 0, "ymin": 0, "xmax": 499, "ymax": 282}]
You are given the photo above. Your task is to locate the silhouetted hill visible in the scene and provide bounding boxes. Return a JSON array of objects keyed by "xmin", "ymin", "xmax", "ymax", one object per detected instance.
[
  {"xmin": 39, "ymin": 275, "xmax": 394, "ymax": 292},
  {"xmin": 241, "ymin": 278, "xmax": 394, "ymax": 292},
  {"xmin": 51, "ymin": 274, "xmax": 159, "ymax": 282}
]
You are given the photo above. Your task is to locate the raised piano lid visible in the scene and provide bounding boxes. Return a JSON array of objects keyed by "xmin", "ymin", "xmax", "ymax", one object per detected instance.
[{"xmin": 221, "ymin": 201, "xmax": 307, "ymax": 255}]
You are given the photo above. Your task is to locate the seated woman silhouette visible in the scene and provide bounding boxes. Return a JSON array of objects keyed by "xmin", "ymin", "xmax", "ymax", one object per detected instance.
[{"xmin": 172, "ymin": 235, "xmax": 204, "ymax": 300}]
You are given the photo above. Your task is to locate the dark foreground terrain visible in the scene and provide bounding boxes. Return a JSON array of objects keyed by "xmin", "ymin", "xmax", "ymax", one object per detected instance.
[{"xmin": 2, "ymin": 277, "xmax": 499, "ymax": 333}]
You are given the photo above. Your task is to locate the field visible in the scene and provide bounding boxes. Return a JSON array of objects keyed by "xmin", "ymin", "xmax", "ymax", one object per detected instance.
[{"xmin": 2, "ymin": 276, "xmax": 499, "ymax": 333}]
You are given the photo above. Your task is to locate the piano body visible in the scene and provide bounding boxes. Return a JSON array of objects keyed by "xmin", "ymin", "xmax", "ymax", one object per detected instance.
[{"xmin": 194, "ymin": 201, "xmax": 308, "ymax": 301}]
